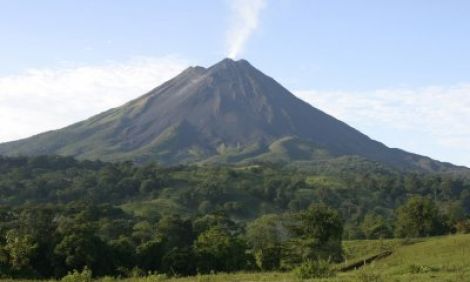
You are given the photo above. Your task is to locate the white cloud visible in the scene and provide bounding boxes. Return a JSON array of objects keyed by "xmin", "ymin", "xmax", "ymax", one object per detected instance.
[
  {"xmin": 0, "ymin": 56, "xmax": 188, "ymax": 143},
  {"xmin": 295, "ymin": 85, "xmax": 470, "ymax": 166},
  {"xmin": 226, "ymin": 0, "xmax": 266, "ymax": 59}
]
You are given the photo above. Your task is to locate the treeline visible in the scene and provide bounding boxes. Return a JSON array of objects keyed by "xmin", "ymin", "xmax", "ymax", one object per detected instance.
[
  {"xmin": 0, "ymin": 203, "xmax": 344, "ymax": 278},
  {"xmin": 0, "ymin": 197, "xmax": 468, "ymax": 279},
  {"xmin": 0, "ymin": 155, "xmax": 469, "ymax": 237}
]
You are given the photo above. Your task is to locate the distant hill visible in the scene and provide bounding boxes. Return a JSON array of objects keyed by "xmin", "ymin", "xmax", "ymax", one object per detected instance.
[{"xmin": 0, "ymin": 58, "xmax": 467, "ymax": 173}]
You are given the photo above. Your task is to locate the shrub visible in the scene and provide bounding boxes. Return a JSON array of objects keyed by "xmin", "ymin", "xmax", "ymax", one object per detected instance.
[
  {"xmin": 139, "ymin": 272, "xmax": 168, "ymax": 282},
  {"xmin": 293, "ymin": 259, "xmax": 335, "ymax": 279},
  {"xmin": 355, "ymin": 268, "xmax": 383, "ymax": 282},
  {"xmin": 99, "ymin": 277, "xmax": 115, "ymax": 282},
  {"xmin": 408, "ymin": 264, "xmax": 439, "ymax": 274},
  {"xmin": 455, "ymin": 219, "xmax": 470, "ymax": 234},
  {"xmin": 61, "ymin": 268, "xmax": 92, "ymax": 282}
]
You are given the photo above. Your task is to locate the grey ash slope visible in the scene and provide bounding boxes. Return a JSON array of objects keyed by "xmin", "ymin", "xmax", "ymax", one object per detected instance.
[{"xmin": 0, "ymin": 58, "xmax": 465, "ymax": 172}]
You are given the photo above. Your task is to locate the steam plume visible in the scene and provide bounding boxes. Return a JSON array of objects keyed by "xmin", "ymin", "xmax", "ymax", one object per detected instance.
[{"xmin": 226, "ymin": 0, "xmax": 266, "ymax": 59}]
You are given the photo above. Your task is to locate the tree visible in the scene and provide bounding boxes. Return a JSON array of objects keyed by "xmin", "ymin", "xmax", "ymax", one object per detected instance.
[
  {"xmin": 394, "ymin": 196, "xmax": 448, "ymax": 238},
  {"xmin": 160, "ymin": 246, "xmax": 196, "ymax": 276},
  {"xmin": 53, "ymin": 219, "xmax": 112, "ymax": 277},
  {"xmin": 246, "ymin": 214, "xmax": 288, "ymax": 270},
  {"xmin": 360, "ymin": 213, "xmax": 392, "ymax": 239},
  {"xmin": 17, "ymin": 207, "xmax": 57, "ymax": 277},
  {"xmin": 109, "ymin": 236, "xmax": 136, "ymax": 274},
  {"xmin": 0, "ymin": 244, "xmax": 9, "ymax": 275},
  {"xmin": 192, "ymin": 213, "xmax": 239, "ymax": 236},
  {"xmin": 155, "ymin": 216, "xmax": 196, "ymax": 274},
  {"xmin": 135, "ymin": 239, "xmax": 164, "ymax": 272},
  {"xmin": 443, "ymin": 201, "xmax": 466, "ymax": 232},
  {"xmin": 194, "ymin": 226, "xmax": 248, "ymax": 273},
  {"xmin": 4, "ymin": 230, "xmax": 38, "ymax": 272},
  {"xmin": 132, "ymin": 221, "xmax": 155, "ymax": 244},
  {"xmin": 284, "ymin": 204, "xmax": 343, "ymax": 267},
  {"xmin": 156, "ymin": 215, "xmax": 194, "ymax": 249}
]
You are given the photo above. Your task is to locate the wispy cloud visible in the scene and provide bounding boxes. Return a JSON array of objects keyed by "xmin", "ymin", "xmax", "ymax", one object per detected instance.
[
  {"xmin": 0, "ymin": 56, "xmax": 188, "ymax": 143},
  {"xmin": 296, "ymin": 85, "xmax": 470, "ymax": 166},
  {"xmin": 226, "ymin": 0, "xmax": 267, "ymax": 59}
]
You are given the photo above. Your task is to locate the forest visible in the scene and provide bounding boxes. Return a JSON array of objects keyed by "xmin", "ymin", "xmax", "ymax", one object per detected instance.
[{"xmin": 0, "ymin": 155, "xmax": 469, "ymax": 279}]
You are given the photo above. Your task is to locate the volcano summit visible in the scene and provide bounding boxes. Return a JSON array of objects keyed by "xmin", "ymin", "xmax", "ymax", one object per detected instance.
[{"xmin": 0, "ymin": 58, "xmax": 464, "ymax": 172}]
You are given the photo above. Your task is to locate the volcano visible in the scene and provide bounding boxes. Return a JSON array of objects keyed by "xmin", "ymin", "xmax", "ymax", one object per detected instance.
[{"xmin": 0, "ymin": 58, "xmax": 465, "ymax": 172}]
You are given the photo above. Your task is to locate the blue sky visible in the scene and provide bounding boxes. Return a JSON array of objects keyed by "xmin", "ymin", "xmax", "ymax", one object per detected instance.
[{"xmin": 1, "ymin": 0, "xmax": 470, "ymax": 166}]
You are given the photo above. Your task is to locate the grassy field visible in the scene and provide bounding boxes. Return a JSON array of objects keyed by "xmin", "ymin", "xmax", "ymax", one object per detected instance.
[
  {"xmin": 2, "ymin": 234, "xmax": 469, "ymax": 282},
  {"xmin": 358, "ymin": 234, "xmax": 470, "ymax": 281},
  {"xmin": 136, "ymin": 234, "xmax": 470, "ymax": 282}
]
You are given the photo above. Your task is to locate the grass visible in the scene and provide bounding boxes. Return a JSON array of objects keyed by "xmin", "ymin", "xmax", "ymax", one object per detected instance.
[
  {"xmin": 340, "ymin": 238, "xmax": 422, "ymax": 267},
  {"xmin": 146, "ymin": 234, "xmax": 470, "ymax": 281},
  {"xmin": 362, "ymin": 234, "xmax": 470, "ymax": 279}
]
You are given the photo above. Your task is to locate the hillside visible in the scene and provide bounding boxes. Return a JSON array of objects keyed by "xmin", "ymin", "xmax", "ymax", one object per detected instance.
[
  {"xmin": 0, "ymin": 155, "xmax": 468, "ymax": 228},
  {"xmin": 0, "ymin": 58, "xmax": 467, "ymax": 173},
  {"xmin": 361, "ymin": 235, "xmax": 470, "ymax": 279},
  {"xmin": 163, "ymin": 234, "xmax": 470, "ymax": 281}
]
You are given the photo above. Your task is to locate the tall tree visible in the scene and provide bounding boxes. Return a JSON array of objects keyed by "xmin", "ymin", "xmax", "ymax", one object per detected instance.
[
  {"xmin": 283, "ymin": 204, "xmax": 344, "ymax": 267},
  {"xmin": 360, "ymin": 212, "xmax": 392, "ymax": 239},
  {"xmin": 395, "ymin": 196, "xmax": 448, "ymax": 238},
  {"xmin": 246, "ymin": 214, "xmax": 288, "ymax": 270},
  {"xmin": 194, "ymin": 226, "xmax": 249, "ymax": 273},
  {"xmin": 4, "ymin": 230, "xmax": 38, "ymax": 273}
]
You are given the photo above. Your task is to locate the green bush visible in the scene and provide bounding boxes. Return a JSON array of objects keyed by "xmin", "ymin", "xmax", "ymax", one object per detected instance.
[
  {"xmin": 455, "ymin": 219, "xmax": 470, "ymax": 234},
  {"xmin": 293, "ymin": 259, "xmax": 335, "ymax": 279},
  {"xmin": 408, "ymin": 263, "xmax": 439, "ymax": 273},
  {"xmin": 355, "ymin": 268, "xmax": 383, "ymax": 282},
  {"xmin": 61, "ymin": 268, "xmax": 93, "ymax": 282},
  {"xmin": 139, "ymin": 273, "xmax": 168, "ymax": 282}
]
